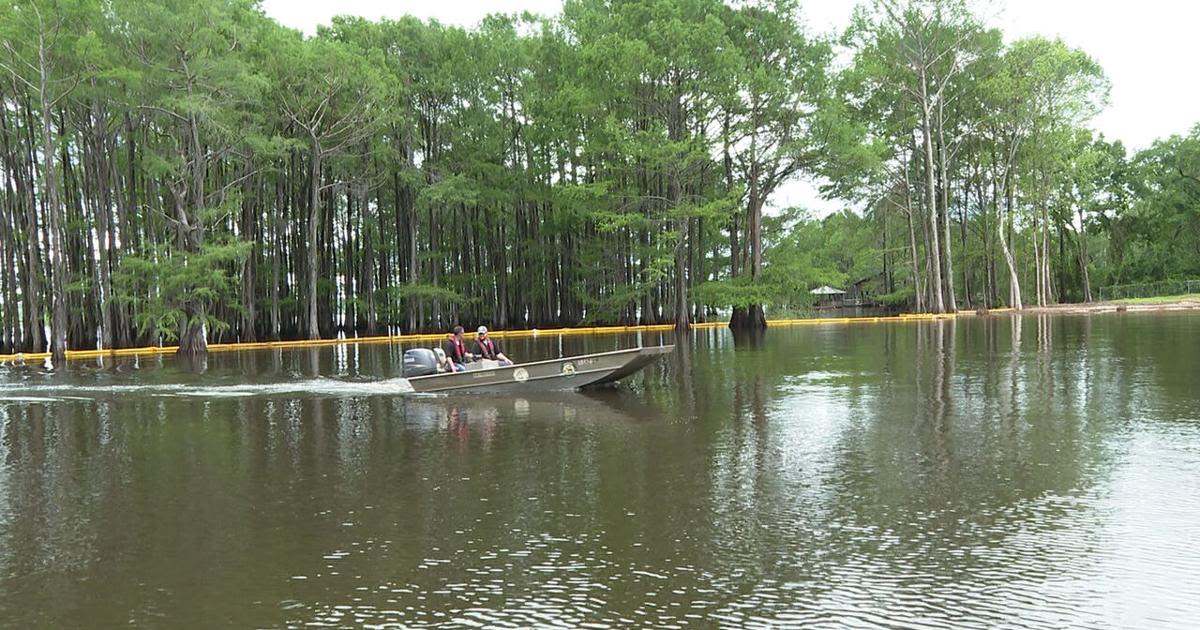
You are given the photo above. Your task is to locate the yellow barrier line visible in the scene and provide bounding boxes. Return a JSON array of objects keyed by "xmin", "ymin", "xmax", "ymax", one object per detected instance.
[{"xmin": 0, "ymin": 311, "xmax": 1005, "ymax": 364}]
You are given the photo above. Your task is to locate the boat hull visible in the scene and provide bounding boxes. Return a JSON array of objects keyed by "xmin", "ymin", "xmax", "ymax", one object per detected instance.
[{"xmin": 405, "ymin": 345, "xmax": 674, "ymax": 393}]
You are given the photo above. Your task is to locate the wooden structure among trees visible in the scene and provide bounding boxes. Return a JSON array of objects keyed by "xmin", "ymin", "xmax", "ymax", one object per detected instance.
[{"xmin": 810, "ymin": 286, "xmax": 847, "ymax": 309}]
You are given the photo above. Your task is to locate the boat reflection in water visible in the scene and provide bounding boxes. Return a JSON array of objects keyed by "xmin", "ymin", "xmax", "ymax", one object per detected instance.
[{"xmin": 402, "ymin": 389, "xmax": 662, "ymax": 431}]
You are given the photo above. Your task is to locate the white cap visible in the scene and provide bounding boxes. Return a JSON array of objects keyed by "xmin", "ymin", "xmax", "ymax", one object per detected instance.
[{"xmin": 477, "ymin": 326, "xmax": 488, "ymax": 335}]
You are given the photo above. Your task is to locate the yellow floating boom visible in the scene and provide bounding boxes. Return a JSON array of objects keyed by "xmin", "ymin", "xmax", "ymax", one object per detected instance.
[{"xmin": 0, "ymin": 310, "xmax": 991, "ymax": 364}]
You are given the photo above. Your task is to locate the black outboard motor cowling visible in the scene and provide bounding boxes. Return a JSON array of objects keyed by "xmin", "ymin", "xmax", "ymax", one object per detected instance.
[{"xmin": 403, "ymin": 348, "xmax": 439, "ymax": 377}]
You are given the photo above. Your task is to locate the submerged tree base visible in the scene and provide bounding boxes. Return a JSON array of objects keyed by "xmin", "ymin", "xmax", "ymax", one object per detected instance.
[
  {"xmin": 177, "ymin": 320, "xmax": 209, "ymax": 357},
  {"xmin": 729, "ymin": 305, "xmax": 768, "ymax": 330}
]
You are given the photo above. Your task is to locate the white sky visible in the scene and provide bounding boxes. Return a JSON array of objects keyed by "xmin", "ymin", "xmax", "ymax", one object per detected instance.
[{"xmin": 262, "ymin": 0, "xmax": 1199, "ymax": 216}]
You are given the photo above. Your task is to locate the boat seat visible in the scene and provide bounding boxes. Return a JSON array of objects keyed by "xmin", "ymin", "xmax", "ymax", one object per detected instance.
[{"xmin": 463, "ymin": 359, "xmax": 502, "ymax": 372}]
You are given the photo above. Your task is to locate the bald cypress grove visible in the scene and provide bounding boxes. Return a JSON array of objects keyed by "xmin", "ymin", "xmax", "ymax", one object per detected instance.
[{"xmin": 0, "ymin": 0, "xmax": 1188, "ymax": 359}]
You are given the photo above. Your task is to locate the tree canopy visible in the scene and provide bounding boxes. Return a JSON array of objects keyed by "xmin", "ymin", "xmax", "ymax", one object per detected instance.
[{"xmin": 0, "ymin": 0, "xmax": 1194, "ymax": 359}]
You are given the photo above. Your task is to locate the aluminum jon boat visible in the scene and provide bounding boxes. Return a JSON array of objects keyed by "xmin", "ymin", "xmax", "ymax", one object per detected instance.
[{"xmin": 404, "ymin": 345, "xmax": 675, "ymax": 394}]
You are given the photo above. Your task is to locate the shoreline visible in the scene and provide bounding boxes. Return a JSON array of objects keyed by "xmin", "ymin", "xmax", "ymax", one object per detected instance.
[{"xmin": 1015, "ymin": 297, "xmax": 1200, "ymax": 315}]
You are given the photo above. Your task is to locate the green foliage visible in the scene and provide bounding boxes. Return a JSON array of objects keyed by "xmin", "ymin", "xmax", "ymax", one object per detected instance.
[
  {"xmin": 113, "ymin": 238, "xmax": 251, "ymax": 342},
  {"xmin": 876, "ymin": 286, "xmax": 915, "ymax": 307},
  {"xmin": 698, "ymin": 208, "xmax": 881, "ymax": 309},
  {"xmin": 390, "ymin": 283, "xmax": 468, "ymax": 304},
  {"xmin": 694, "ymin": 278, "xmax": 778, "ymax": 310},
  {"xmin": 1109, "ymin": 126, "xmax": 1200, "ymax": 282}
]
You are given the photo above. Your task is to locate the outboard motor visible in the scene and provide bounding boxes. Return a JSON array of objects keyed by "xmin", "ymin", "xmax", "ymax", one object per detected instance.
[{"xmin": 402, "ymin": 348, "xmax": 439, "ymax": 377}]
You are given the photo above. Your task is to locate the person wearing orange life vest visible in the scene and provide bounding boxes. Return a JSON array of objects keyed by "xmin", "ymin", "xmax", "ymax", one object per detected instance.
[
  {"xmin": 471, "ymin": 326, "xmax": 512, "ymax": 366},
  {"xmin": 440, "ymin": 326, "xmax": 474, "ymax": 372}
]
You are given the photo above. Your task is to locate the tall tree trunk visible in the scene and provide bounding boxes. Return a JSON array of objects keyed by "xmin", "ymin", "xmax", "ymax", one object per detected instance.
[
  {"xmin": 668, "ymin": 90, "xmax": 688, "ymax": 332},
  {"xmin": 936, "ymin": 103, "xmax": 956, "ymax": 312},
  {"xmin": 692, "ymin": 214, "xmax": 704, "ymax": 323},
  {"xmin": 177, "ymin": 197, "xmax": 209, "ymax": 355},
  {"xmin": 363, "ymin": 187, "xmax": 378, "ymax": 336},
  {"xmin": 1032, "ymin": 209, "xmax": 1043, "ymax": 307},
  {"xmin": 269, "ymin": 171, "xmax": 283, "ymax": 340},
  {"xmin": 730, "ymin": 185, "xmax": 767, "ymax": 330},
  {"xmin": 986, "ymin": 170, "xmax": 1001, "ymax": 309},
  {"xmin": 37, "ymin": 56, "xmax": 69, "ymax": 362},
  {"xmin": 1076, "ymin": 204, "xmax": 1092, "ymax": 302},
  {"xmin": 906, "ymin": 206, "xmax": 924, "ymax": 313},
  {"xmin": 920, "ymin": 97, "xmax": 944, "ymax": 313},
  {"xmin": 240, "ymin": 172, "xmax": 258, "ymax": 342},
  {"xmin": 176, "ymin": 103, "xmax": 209, "ymax": 355},
  {"xmin": 723, "ymin": 110, "xmax": 740, "ymax": 282},
  {"xmin": 1056, "ymin": 217, "xmax": 1067, "ymax": 303},
  {"xmin": 93, "ymin": 103, "xmax": 116, "ymax": 349},
  {"xmin": 902, "ymin": 153, "xmax": 924, "ymax": 313},
  {"xmin": 0, "ymin": 139, "xmax": 17, "ymax": 351},
  {"xmin": 999, "ymin": 170, "xmax": 1022, "ymax": 310},
  {"xmin": 730, "ymin": 116, "xmax": 767, "ymax": 331},
  {"xmin": 307, "ymin": 140, "xmax": 322, "ymax": 340},
  {"xmin": 1042, "ymin": 206, "xmax": 1053, "ymax": 305},
  {"xmin": 959, "ymin": 187, "xmax": 970, "ymax": 309},
  {"xmin": 673, "ymin": 216, "xmax": 688, "ymax": 331}
]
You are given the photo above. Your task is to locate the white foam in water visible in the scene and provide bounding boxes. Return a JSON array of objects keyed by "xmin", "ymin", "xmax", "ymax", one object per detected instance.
[
  {"xmin": 0, "ymin": 377, "xmax": 414, "ymax": 400},
  {"xmin": 0, "ymin": 396, "xmax": 68, "ymax": 403},
  {"xmin": 176, "ymin": 378, "xmax": 417, "ymax": 398}
]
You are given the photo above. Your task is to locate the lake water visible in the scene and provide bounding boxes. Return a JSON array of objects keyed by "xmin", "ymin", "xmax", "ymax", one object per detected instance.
[{"xmin": 1, "ymin": 313, "xmax": 1199, "ymax": 628}]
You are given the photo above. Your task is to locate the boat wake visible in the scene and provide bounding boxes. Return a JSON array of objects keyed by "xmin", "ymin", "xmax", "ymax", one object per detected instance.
[{"xmin": 0, "ymin": 377, "xmax": 415, "ymax": 402}]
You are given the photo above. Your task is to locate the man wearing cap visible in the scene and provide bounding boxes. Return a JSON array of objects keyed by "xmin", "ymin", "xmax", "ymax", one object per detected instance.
[{"xmin": 471, "ymin": 326, "xmax": 512, "ymax": 366}]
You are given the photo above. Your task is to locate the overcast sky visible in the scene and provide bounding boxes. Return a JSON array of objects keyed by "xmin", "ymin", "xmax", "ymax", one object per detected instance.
[{"xmin": 262, "ymin": 0, "xmax": 1199, "ymax": 215}]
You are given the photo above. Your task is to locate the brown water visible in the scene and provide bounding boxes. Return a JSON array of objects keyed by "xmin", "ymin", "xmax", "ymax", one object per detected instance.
[{"xmin": 1, "ymin": 313, "xmax": 1199, "ymax": 629}]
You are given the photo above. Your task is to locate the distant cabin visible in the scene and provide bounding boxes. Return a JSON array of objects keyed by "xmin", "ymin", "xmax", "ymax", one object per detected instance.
[
  {"xmin": 810, "ymin": 279, "xmax": 877, "ymax": 309},
  {"xmin": 809, "ymin": 285, "xmax": 846, "ymax": 309},
  {"xmin": 845, "ymin": 277, "xmax": 876, "ymax": 306}
]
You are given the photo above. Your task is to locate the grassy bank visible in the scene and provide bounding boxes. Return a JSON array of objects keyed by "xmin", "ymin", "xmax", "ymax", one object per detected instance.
[{"xmin": 1113, "ymin": 293, "xmax": 1200, "ymax": 305}]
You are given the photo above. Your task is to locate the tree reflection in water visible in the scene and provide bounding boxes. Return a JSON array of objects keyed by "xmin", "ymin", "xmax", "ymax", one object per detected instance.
[{"xmin": 0, "ymin": 314, "xmax": 1198, "ymax": 627}]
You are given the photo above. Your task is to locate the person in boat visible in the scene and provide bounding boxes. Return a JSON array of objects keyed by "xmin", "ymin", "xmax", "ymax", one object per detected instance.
[
  {"xmin": 434, "ymin": 347, "xmax": 454, "ymax": 373},
  {"xmin": 440, "ymin": 326, "xmax": 474, "ymax": 372},
  {"xmin": 471, "ymin": 326, "xmax": 512, "ymax": 366}
]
